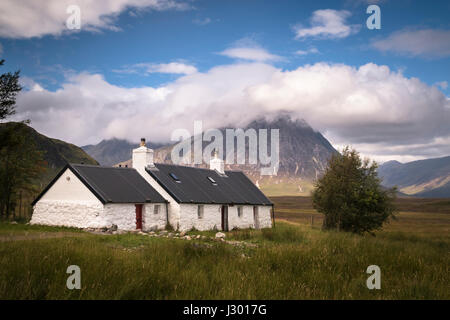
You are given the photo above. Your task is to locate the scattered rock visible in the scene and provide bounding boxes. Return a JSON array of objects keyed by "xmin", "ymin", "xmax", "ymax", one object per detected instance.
[
  {"xmin": 215, "ymin": 232, "xmax": 226, "ymax": 239},
  {"xmin": 10, "ymin": 221, "xmax": 18, "ymax": 225},
  {"xmin": 179, "ymin": 231, "xmax": 186, "ymax": 237},
  {"xmin": 109, "ymin": 224, "xmax": 118, "ymax": 232},
  {"xmin": 192, "ymin": 242, "xmax": 213, "ymax": 249},
  {"xmin": 196, "ymin": 235, "xmax": 201, "ymax": 239},
  {"xmin": 226, "ymin": 240, "xmax": 243, "ymax": 246},
  {"xmin": 185, "ymin": 235, "xmax": 192, "ymax": 240}
]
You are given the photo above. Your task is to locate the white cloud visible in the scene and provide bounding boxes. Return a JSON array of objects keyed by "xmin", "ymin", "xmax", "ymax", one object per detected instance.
[
  {"xmin": 115, "ymin": 62, "xmax": 198, "ymax": 75},
  {"xmin": 0, "ymin": 0, "xmax": 189, "ymax": 38},
  {"xmin": 293, "ymin": 9, "xmax": 359, "ymax": 39},
  {"xmin": 146, "ymin": 62, "xmax": 197, "ymax": 75},
  {"xmin": 13, "ymin": 62, "xmax": 450, "ymax": 162},
  {"xmin": 295, "ymin": 47, "xmax": 319, "ymax": 55},
  {"xmin": 20, "ymin": 76, "xmax": 44, "ymax": 92},
  {"xmin": 219, "ymin": 47, "xmax": 283, "ymax": 62},
  {"xmin": 372, "ymin": 29, "xmax": 450, "ymax": 58},
  {"xmin": 193, "ymin": 17, "xmax": 212, "ymax": 26},
  {"xmin": 435, "ymin": 81, "xmax": 448, "ymax": 90}
]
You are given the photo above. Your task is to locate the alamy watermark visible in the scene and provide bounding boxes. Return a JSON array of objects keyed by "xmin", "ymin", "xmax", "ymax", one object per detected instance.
[
  {"xmin": 66, "ymin": 5, "xmax": 81, "ymax": 30},
  {"xmin": 366, "ymin": 5, "xmax": 381, "ymax": 30},
  {"xmin": 366, "ymin": 265, "xmax": 381, "ymax": 289},
  {"xmin": 170, "ymin": 121, "xmax": 280, "ymax": 176},
  {"xmin": 66, "ymin": 265, "xmax": 81, "ymax": 290}
]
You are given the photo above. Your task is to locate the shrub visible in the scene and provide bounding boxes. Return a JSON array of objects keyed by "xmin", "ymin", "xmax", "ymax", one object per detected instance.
[{"xmin": 312, "ymin": 147, "xmax": 397, "ymax": 235}]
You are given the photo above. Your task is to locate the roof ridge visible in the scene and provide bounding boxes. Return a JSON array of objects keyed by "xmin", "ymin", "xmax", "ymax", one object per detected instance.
[
  {"xmin": 71, "ymin": 163, "xmax": 135, "ymax": 170},
  {"xmin": 155, "ymin": 163, "xmax": 241, "ymax": 174}
]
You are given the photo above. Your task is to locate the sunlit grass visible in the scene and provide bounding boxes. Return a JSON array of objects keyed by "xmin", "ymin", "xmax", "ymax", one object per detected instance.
[{"xmin": 0, "ymin": 217, "xmax": 448, "ymax": 299}]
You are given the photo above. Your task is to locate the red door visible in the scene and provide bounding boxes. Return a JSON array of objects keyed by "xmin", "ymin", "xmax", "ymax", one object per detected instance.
[{"xmin": 135, "ymin": 204, "xmax": 143, "ymax": 230}]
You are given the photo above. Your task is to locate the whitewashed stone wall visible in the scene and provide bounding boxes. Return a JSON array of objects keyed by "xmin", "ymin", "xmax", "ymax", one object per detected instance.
[
  {"xmin": 227, "ymin": 205, "xmax": 272, "ymax": 229},
  {"xmin": 179, "ymin": 204, "xmax": 222, "ymax": 231},
  {"xmin": 177, "ymin": 204, "xmax": 273, "ymax": 231},
  {"xmin": 257, "ymin": 205, "xmax": 273, "ymax": 228},
  {"xmin": 103, "ymin": 203, "xmax": 167, "ymax": 231},
  {"xmin": 228, "ymin": 205, "xmax": 255, "ymax": 230},
  {"xmin": 103, "ymin": 204, "xmax": 136, "ymax": 230},
  {"xmin": 31, "ymin": 200, "xmax": 105, "ymax": 228},
  {"xmin": 143, "ymin": 203, "xmax": 167, "ymax": 231}
]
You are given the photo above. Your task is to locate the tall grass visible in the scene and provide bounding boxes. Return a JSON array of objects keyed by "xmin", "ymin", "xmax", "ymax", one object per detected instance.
[{"xmin": 0, "ymin": 221, "xmax": 448, "ymax": 299}]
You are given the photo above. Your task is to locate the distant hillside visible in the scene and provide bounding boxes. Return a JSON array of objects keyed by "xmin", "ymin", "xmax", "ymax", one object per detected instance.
[
  {"xmin": 0, "ymin": 122, "xmax": 98, "ymax": 188},
  {"xmin": 116, "ymin": 115, "xmax": 338, "ymax": 196},
  {"xmin": 378, "ymin": 156, "xmax": 450, "ymax": 198},
  {"xmin": 82, "ymin": 138, "xmax": 165, "ymax": 166},
  {"xmin": 415, "ymin": 182, "xmax": 450, "ymax": 198}
]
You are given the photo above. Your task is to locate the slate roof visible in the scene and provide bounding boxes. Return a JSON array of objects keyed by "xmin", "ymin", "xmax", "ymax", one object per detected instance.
[
  {"xmin": 146, "ymin": 163, "xmax": 272, "ymax": 205},
  {"xmin": 32, "ymin": 164, "xmax": 167, "ymax": 205}
]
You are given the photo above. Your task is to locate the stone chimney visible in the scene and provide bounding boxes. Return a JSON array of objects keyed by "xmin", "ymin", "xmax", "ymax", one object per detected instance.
[
  {"xmin": 132, "ymin": 138, "xmax": 154, "ymax": 171},
  {"xmin": 209, "ymin": 149, "xmax": 224, "ymax": 174}
]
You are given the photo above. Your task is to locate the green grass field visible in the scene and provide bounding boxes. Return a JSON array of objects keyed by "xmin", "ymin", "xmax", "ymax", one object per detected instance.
[{"xmin": 0, "ymin": 197, "xmax": 448, "ymax": 299}]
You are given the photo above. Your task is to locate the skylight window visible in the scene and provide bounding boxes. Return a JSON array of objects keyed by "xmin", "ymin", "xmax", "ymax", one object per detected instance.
[
  {"xmin": 169, "ymin": 173, "xmax": 181, "ymax": 183},
  {"xmin": 207, "ymin": 176, "xmax": 217, "ymax": 185}
]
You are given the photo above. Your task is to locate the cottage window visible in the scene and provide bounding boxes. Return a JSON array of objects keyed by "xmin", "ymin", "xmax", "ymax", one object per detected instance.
[
  {"xmin": 207, "ymin": 176, "xmax": 217, "ymax": 185},
  {"xmin": 169, "ymin": 173, "xmax": 181, "ymax": 183},
  {"xmin": 197, "ymin": 205, "xmax": 204, "ymax": 219},
  {"xmin": 154, "ymin": 205, "xmax": 160, "ymax": 215},
  {"xmin": 237, "ymin": 206, "xmax": 243, "ymax": 218}
]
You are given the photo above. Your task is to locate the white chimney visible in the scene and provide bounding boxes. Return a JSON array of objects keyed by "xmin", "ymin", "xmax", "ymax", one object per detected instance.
[
  {"xmin": 132, "ymin": 138, "xmax": 154, "ymax": 170},
  {"xmin": 209, "ymin": 149, "xmax": 225, "ymax": 174}
]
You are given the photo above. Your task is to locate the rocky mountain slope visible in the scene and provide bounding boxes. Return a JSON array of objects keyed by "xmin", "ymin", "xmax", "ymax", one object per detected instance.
[
  {"xmin": 82, "ymin": 138, "xmax": 165, "ymax": 166},
  {"xmin": 0, "ymin": 122, "xmax": 98, "ymax": 187},
  {"xmin": 378, "ymin": 156, "xmax": 450, "ymax": 198},
  {"xmin": 112, "ymin": 115, "xmax": 338, "ymax": 196}
]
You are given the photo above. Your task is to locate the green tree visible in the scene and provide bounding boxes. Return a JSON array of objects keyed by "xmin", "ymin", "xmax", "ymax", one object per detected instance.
[
  {"xmin": 0, "ymin": 60, "xmax": 46, "ymax": 220},
  {"xmin": 312, "ymin": 147, "xmax": 397, "ymax": 235},
  {"xmin": 0, "ymin": 123, "xmax": 46, "ymax": 219},
  {"xmin": 0, "ymin": 59, "xmax": 21, "ymax": 120}
]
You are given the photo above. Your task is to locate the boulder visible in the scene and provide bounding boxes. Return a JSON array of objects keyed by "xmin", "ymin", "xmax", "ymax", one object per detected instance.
[{"xmin": 215, "ymin": 232, "xmax": 226, "ymax": 239}]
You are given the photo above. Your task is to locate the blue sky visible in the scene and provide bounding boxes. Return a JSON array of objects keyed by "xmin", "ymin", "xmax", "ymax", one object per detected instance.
[
  {"xmin": 2, "ymin": 0, "xmax": 450, "ymax": 91},
  {"xmin": 0, "ymin": 0, "xmax": 449, "ymax": 162}
]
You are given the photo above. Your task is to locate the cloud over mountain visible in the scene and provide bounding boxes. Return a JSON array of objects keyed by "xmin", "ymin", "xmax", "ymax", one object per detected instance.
[{"xmin": 14, "ymin": 61, "xmax": 450, "ymax": 162}]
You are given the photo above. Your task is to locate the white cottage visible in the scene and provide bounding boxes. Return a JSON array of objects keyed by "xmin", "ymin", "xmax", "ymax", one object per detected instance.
[{"xmin": 31, "ymin": 139, "xmax": 274, "ymax": 231}]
